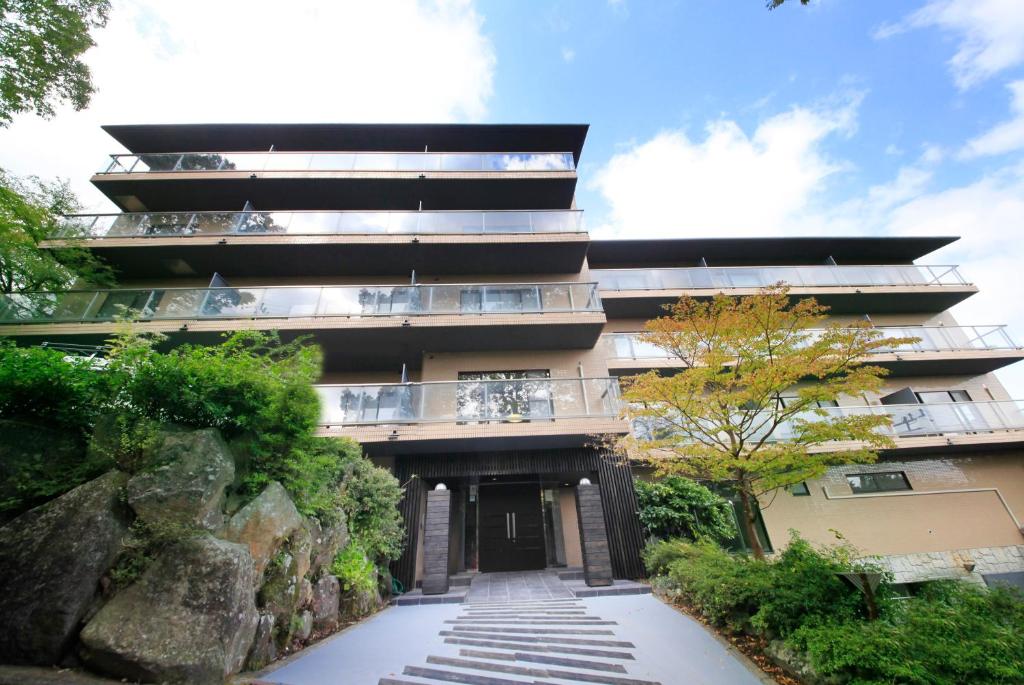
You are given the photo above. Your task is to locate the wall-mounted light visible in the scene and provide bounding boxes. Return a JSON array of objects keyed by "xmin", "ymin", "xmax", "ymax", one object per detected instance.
[
  {"xmin": 579, "ymin": 478, "xmax": 591, "ymax": 485},
  {"xmin": 434, "ymin": 483, "xmax": 447, "ymax": 491}
]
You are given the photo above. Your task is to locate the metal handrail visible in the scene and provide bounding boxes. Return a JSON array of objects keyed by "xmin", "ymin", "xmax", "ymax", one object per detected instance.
[
  {"xmin": 99, "ymin": 150, "xmax": 577, "ymax": 174},
  {"xmin": 0, "ymin": 282, "xmax": 603, "ymax": 324},
  {"xmin": 604, "ymin": 325, "xmax": 1021, "ymax": 358},
  {"xmin": 316, "ymin": 377, "xmax": 623, "ymax": 426},
  {"xmin": 53, "ymin": 209, "xmax": 585, "ymax": 239},
  {"xmin": 591, "ymin": 264, "xmax": 971, "ymax": 289}
]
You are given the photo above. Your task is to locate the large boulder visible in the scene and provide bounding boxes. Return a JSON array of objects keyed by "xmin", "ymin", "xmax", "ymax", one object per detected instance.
[
  {"xmin": 79, "ymin": 535, "xmax": 258, "ymax": 685},
  {"xmin": 224, "ymin": 482, "xmax": 303, "ymax": 585},
  {"xmin": 244, "ymin": 613, "xmax": 276, "ymax": 672},
  {"xmin": 0, "ymin": 470, "xmax": 129, "ymax": 665},
  {"xmin": 256, "ymin": 549, "xmax": 303, "ymax": 643},
  {"xmin": 340, "ymin": 586, "xmax": 381, "ymax": 622},
  {"xmin": 307, "ymin": 516, "xmax": 350, "ymax": 577},
  {"xmin": 311, "ymin": 575, "xmax": 341, "ymax": 632},
  {"xmin": 126, "ymin": 429, "xmax": 234, "ymax": 531}
]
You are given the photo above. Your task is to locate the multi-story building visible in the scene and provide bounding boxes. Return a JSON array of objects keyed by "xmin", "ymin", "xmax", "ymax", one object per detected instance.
[{"xmin": 3, "ymin": 123, "xmax": 1023, "ymax": 592}]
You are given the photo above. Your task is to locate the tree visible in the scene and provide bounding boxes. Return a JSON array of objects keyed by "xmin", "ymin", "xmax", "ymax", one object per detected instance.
[
  {"xmin": 0, "ymin": 169, "xmax": 114, "ymax": 294},
  {"xmin": 634, "ymin": 475, "xmax": 736, "ymax": 544},
  {"xmin": 621, "ymin": 286, "xmax": 916, "ymax": 559},
  {"xmin": 0, "ymin": 0, "xmax": 110, "ymax": 126},
  {"xmin": 767, "ymin": 0, "xmax": 810, "ymax": 8}
]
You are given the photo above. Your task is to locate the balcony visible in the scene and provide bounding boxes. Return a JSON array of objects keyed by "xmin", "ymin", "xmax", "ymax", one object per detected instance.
[
  {"xmin": 46, "ymin": 210, "xmax": 589, "ymax": 277},
  {"xmin": 315, "ymin": 377, "xmax": 626, "ymax": 453},
  {"xmin": 604, "ymin": 325, "xmax": 1024, "ymax": 376},
  {"xmin": 0, "ymin": 282, "xmax": 606, "ymax": 370},
  {"xmin": 91, "ymin": 151, "xmax": 579, "ymax": 211},
  {"xmin": 591, "ymin": 264, "xmax": 978, "ymax": 316},
  {"xmin": 635, "ymin": 400, "xmax": 1024, "ymax": 456}
]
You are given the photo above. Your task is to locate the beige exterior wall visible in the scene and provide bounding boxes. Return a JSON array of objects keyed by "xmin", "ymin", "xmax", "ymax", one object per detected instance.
[
  {"xmin": 559, "ymin": 489, "xmax": 583, "ymax": 567},
  {"xmin": 760, "ymin": 453, "xmax": 1024, "ymax": 556}
]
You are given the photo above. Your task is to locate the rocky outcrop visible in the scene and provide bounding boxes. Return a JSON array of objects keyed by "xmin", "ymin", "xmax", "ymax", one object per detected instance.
[
  {"xmin": 311, "ymin": 575, "xmax": 341, "ymax": 632},
  {"xmin": 0, "ymin": 471, "xmax": 130, "ymax": 665},
  {"xmin": 244, "ymin": 613, "xmax": 276, "ymax": 672},
  {"xmin": 307, "ymin": 516, "xmax": 349, "ymax": 577},
  {"xmin": 340, "ymin": 586, "xmax": 381, "ymax": 621},
  {"xmin": 80, "ymin": 535, "xmax": 258, "ymax": 685},
  {"xmin": 126, "ymin": 429, "xmax": 234, "ymax": 531},
  {"xmin": 224, "ymin": 482, "xmax": 303, "ymax": 584},
  {"xmin": 257, "ymin": 548, "xmax": 304, "ymax": 645}
]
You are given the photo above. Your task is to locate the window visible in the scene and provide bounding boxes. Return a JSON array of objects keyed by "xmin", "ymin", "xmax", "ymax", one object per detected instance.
[
  {"xmin": 846, "ymin": 471, "xmax": 911, "ymax": 494},
  {"xmin": 456, "ymin": 370, "xmax": 553, "ymax": 421},
  {"xmin": 789, "ymin": 481, "xmax": 810, "ymax": 496},
  {"xmin": 915, "ymin": 390, "xmax": 971, "ymax": 403},
  {"xmin": 780, "ymin": 397, "xmax": 839, "ymax": 409}
]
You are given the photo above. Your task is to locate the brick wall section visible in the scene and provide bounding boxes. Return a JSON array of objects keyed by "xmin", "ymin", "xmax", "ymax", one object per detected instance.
[
  {"xmin": 575, "ymin": 484, "xmax": 613, "ymax": 587},
  {"xmin": 421, "ymin": 490, "xmax": 451, "ymax": 595},
  {"xmin": 874, "ymin": 544, "xmax": 1024, "ymax": 587}
]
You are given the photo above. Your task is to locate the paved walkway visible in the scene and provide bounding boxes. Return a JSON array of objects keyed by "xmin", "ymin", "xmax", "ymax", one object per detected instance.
[
  {"xmin": 464, "ymin": 570, "xmax": 573, "ymax": 603},
  {"xmin": 258, "ymin": 573, "xmax": 764, "ymax": 685}
]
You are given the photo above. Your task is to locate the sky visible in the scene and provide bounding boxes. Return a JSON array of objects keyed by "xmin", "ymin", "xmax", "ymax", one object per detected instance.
[{"xmin": 2, "ymin": 0, "xmax": 1024, "ymax": 392}]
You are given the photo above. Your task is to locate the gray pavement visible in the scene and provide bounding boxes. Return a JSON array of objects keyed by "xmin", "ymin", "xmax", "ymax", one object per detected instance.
[{"xmin": 259, "ymin": 577, "xmax": 763, "ymax": 685}]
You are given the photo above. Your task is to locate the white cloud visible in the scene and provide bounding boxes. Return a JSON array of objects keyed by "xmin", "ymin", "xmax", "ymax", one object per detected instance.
[
  {"xmin": 592, "ymin": 98, "xmax": 1024, "ymax": 394},
  {"xmin": 590, "ymin": 94, "xmax": 861, "ymax": 238},
  {"xmin": 561, "ymin": 47, "xmax": 576, "ymax": 63},
  {"xmin": 0, "ymin": 0, "xmax": 496, "ymax": 211},
  {"xmin": 960, "ymin": 80, "xmax": 1024, "ymax": 158},
  {"xmin": 876, "ymin": 0, "xmax": 1024, "ymax": 90}
]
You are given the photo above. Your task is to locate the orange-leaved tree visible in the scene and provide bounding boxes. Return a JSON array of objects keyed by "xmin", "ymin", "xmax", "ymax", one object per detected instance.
[{"xmin": 620, "ymin": 285, "xmax": 918, "ymax": 559}]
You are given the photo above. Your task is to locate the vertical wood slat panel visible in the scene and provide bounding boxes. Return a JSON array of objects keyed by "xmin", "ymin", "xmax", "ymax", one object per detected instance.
[
  {"xmin": 596, "ymin": 452, "xmax": 645, "ymax": 579},
  {"xmin": 390, "ymin": 462, "xmax": 426, "ymax": 591},
  {"xmin": 390, "ymin": 448, "xmax": 645, "ymax": 580}
]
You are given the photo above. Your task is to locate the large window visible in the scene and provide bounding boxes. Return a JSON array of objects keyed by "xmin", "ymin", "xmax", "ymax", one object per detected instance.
[
  {"xmin": 846, "ymin": 471, "xmax": 911, "ymax": 494},
  {"xmin": 916, "ymin": 390, "xmax": 971, "ymax": 403},
  {"xmin": 456, "ymin": 370, "xmax": 553, "ymax": 421}
]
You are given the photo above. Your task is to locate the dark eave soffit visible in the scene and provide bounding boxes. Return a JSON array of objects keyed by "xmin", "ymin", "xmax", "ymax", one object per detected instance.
[
  {"xmin": 586, "ymin": 236, "xmax": 959, "ymax": 266},
  {"xmin": 101, "ymin": 123, "xmax": 590, "ymax": 165}
]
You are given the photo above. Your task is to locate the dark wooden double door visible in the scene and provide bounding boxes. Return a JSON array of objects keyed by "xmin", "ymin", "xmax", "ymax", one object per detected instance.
[{"xmin": 478, "ymin": 483, "xmax": 546, "ymax": 572}]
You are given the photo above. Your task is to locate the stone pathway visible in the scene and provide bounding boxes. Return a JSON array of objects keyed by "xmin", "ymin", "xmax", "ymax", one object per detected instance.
[
  {"xmin": 258, "ymin": 573, "xmax": 764, "ymax": 685},
  {"xmin": 464, "ymin": 570, "xmax": 573, "ymax": 603}
]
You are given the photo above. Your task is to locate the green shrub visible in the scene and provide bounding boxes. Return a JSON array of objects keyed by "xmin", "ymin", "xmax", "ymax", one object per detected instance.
[
  {"xmin": 789, "ymin": 582, "xmax": 1024, "ymax": 684},
  {"xmin": 634, "ymin": 476, "xmax": 736, "ymax": 544},
  {"xmin": 330, "ymin": 541, "xmax": 377, "ymax": 595},
  {"xmin": 337, "ymin": 454, "xmax": 405, "ymax": 562},
  {"xmin": 0, "ymin": 341, "xmax": 109, "ymax": 431},
  {"xmin": 642, "ymin": 538, "xmax": 695, "ymax": 576},
  {"xmin": 750, "ymin": 534, "xmax": 878, "ymax": 637}
]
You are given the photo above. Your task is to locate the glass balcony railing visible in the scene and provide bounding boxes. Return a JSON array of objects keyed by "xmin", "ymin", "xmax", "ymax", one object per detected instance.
[
  {"xmin": 604, "ymin": 325, "xmax": 1020, "ymax": 359},
  {"xmin": 316, "ymin": 377, "xmax": 621, "ymax": 426},
  {"xmin": 99, "ymin": 151, "xmax": 576, "ymax": 174},
  {"xmin": 591, "ymin": 265, "xmax": 969, "ymax": 290},
  {"xmin": 633, "ymin": 400, "xmax": 1024, "ymax": 444},
  {"xmin": 53, "ymin": 210, "xmax": 584, "ymax": 240},
  {"xmin": 0, "ymin": 283, "xmax": 602, "ymax": 325}
]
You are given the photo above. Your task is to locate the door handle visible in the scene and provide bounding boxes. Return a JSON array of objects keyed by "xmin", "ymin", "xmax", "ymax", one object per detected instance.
[
  {"xmin": 506, "ymin": 512, "xmax": 511, "ymax": 539},
  {"xmin": 512, "ymin": 512, "xmax": 517, "ymax": 539}
]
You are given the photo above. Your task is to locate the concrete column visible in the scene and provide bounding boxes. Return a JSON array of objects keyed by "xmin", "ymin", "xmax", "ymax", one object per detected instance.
[
  {"xmin": 575, "ymin": 483, "xmax": 613, "ymax": 587},
  {"xmin": 421, "ymin": 489, "xmax": 451, "ymax": 595}
]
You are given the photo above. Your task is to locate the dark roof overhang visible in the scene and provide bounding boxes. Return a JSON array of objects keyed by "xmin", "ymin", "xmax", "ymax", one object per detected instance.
[
  {"xmin": 101, "ymin": 123, "xmax": 590, "ymax": 164},
  {"xmin": 586, "ymin": 236, "xmax": 959, "ymax": 267}
]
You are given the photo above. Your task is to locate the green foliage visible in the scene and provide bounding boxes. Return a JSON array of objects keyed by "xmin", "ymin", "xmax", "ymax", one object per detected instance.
[
  {"xmin": 634, "ymin": 476, "xmax": 736, "ymax": 543},
  {"xmin": 647, "ymin": 534, "xmax": 876, "ymax": 636},
  {"xmin": 108, "ymin": 517, "xmax": 202, "ymax": 590},
  {"xmin": 789, "ymin": 583, "xmax": 1024, "ymax": 684},
  {"xmin": 330, "ymin": 541, "xmax": 377, "ymax": 595},
  {"xmin": 767, "ymin": 0, "xmax": 810, "ymax": 8},
  {"xmin": 0, "ymin": 0, "xmax": 110, "ymax": 126},
  {"xmin": 0, "ymin": 340, "xmax": 107, "ymax": 430},
  {"xmin": 338, "ymin": 456, "xmax": 405, "ymax": 562},
  {"xmin": 0, "ymin": 169, "xmax": 114, "ymax": 292}
]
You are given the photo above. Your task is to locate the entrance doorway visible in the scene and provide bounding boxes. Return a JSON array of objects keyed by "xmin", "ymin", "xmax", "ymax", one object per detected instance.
[{"xmin": 478, "ymin": 483, "xmax": 546, "ymax": 572}]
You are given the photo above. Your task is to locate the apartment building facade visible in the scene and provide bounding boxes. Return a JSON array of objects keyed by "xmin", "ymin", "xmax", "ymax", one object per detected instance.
[{"xmin": 2, "ymin": 123, "xmax": 1023, "ymax": 591}]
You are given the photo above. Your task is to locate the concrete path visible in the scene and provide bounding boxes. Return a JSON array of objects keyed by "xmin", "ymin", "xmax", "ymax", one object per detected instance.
[
  {"xmin": 259, "ymin": 588, "xmax": 764, "ymax": 685},
  {"xmin": 465, "ymin": 570, "xmax": 573, "ymax": 603}
]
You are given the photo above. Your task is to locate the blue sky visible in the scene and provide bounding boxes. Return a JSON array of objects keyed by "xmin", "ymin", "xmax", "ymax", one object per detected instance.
[{"xmin": 2, "ymin": 0, "xmax": 1024, "ymax": 391}]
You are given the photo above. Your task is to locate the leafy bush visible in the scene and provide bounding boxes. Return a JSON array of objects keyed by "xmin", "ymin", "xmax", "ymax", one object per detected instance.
[
  {"xmin": 0, "ymin": 341, "xmax": 109, "ymax": 431},
  {"xmin": 331, "ymin": 541, "xmax": 377, "ymax": 595},
  {"xmin": 337, "ymin": 454, "xmax": 405, "ymax": 562},
  {"xmin": 634, "ymin": 476, "xmax": 736, "ymax": 544},
  {"xmin": 649, "ymin": 534, "xmax": 877, "ymax": 637},
  {"xmin": 789, "ymin": 582, "xmax": 1024, "ymax": 684}
]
